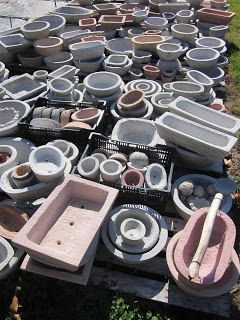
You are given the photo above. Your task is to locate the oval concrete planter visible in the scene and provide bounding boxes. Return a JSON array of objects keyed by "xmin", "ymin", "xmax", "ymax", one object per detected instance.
[
  {"xmin": 171, "ymin": 23, "xmax": 198, "ymax": 42},
  {"xmin": 34, "ymin": 37, "xmax": 63, "ymax": 56},
  {"xmin": 50, "ymin": 6, "xmax": 93, "ymax": 24},
  {"xmin": 84, "ymin": 72, "xmax": 122, "ymax": 97},
  {"xmin": 21, "ymin": 21, "xmax": 50, "ymax": 40},
  {"xmin": 132, "ymin": 35, "xmax": 166, "ymax": 53},
  {"xmin": 145, "ymin": 163, "xmax": 167, "ymax": 190},
  {"xmin": 33, "ymin": 70, "xmax": 48, "ymax": 81},
  {"xmin": 171, "ymin": 174, "xmax": 232, "ymax": 220},
  {"xmin": 187, "ymin": 70, "xmax": 214, "ymax": 94},
  {"xmin": 132, "ymin": 10, "xmax": 148, "ymax": 24},
  {"xmin": 169, "ymin": 81, "xmax": 204, "ymax": 98},
  {"xmin": 44, "ymin": 52, "xmax": 73, "ymax": 71},
  {"xmin": 156, "ymin": 43, "xmax": 183, "ymax": 61},
  {"xmin": 176, "ymin": 10, "xmax": 195, "ymax": 24},
  {"xmin": 121, "ymin": 169, "xmax": 144, "ymax": 188},
  {"xmin": 201, "ymin": 67, "xmax": 225, "ymax": 86},
  {"xmin": 209, "ymin": 25, "xmax": 228, "ymax": 38},
  {"xmin": 48, "ymin": 78, "xmax": 74, "ymax": 96},
  {"xmin": 104, "ymin": 55, "xmax": 129, "ymax": 67},
  {"xmin": 143, "ymin": 17, "xmax": 168, "ymax": 31},
  {"xmin": 106, "ymin": 38, "xmax": 133, "ymax": 57},
  {"xmin": 69, "ymin": 41, "xmax": 105, "ymax": 60},
  {"xmin": 195, "ymin": 36, "xmax": 225, "ymax": 52},
  {"xmin": 186, "ymin": 48, "xmax": 220, "ymax": 69},
  {"xmin": 118, "ymin": 89, "xmax": 145, "ymax": 110},
  {"xmin": 103, "ymin": 57, "xmax": 133, "ymax": 76},
  {"xmin": 33, "ymin": 15, "xmax": 66, "ymax": 36},
  {"xmin": 132, "ymin": 49, "xmax": 152, "ymax": 64},
  {"xmin": 0, "ymin": 236, "xmax": 14, "ymax": 271},
  {"xmin": 100, "ymin": 159, "xmax": 122, "ymax": 184},
  {"xmin": 71, "ymin": 108, "xmax": 101, "ymax": 125},
  {"xmin": 29, "ymin": 145, "xmax": 66, "ymax": 183},
  {"xmin": 11, "ymin": 163, "xmax": 35, "ymax": 189},
  {"xmin": 77, "ymin": 156, "xmax": 100, "ymax": 180},
  {"xmin": 48, "ymin": 65, "xmax": 77, "ymax": 80}
]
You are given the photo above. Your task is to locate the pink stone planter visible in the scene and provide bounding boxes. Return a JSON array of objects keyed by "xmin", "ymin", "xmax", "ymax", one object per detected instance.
[
  {"xmin": 71, "ymin": 108, "xmax": 102, "ymax": 125},
  {"xmin": 174, "ymin": 208, "xmax": 236, "ymax": 287},
  {"xmin": 12, "ymin": 175, "xmax": 118, "ymax": 272},
  {"xmin": 121, "ymin": 169, "xmax": 144, "ymax": 188},
  {"xmin": 196, "ymin": 8, "xmax": 236, "ymax": 25},
  {"xmin": 118, "ymin": 89, "xmax": 145, "ymax": 110}
]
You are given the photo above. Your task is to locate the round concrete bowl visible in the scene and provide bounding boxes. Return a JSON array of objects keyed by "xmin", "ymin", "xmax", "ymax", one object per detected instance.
[
  {"xmin": 151, "ymin": 92, "xmax": 174, "ymax": 115},
  {"xmin": 71, "ymin": 108, "xmax": 101, "ymax": 125},
  {"xmin": 0, "ymin": 236, "xmax": 14, "ymax": 272},
  {"xmin": 33, "ymin": 15, "xmax": 66, "ymax": 36},
  {"xmin": 100, "ymin": 159, "xmax": 122, "ymax": 184},
  {"xmin": 44, "ymin": 51, "xmax": 73, "ymax": 70},
  {"xmin": 34, "ymin": 37, "xmax": 63, "ymax": 56},
  {"xmin": 0, "ymin": 145, "xmax": 17, "ymax": 176},
  {"xmin": 73, "ymin": 55, "xmax": 104, "ymax": 73},
  {"xmin": 106, "ymin": 38, "xmax": 133, "ymax": 57},
  {"xmin": 104, "ymin": 54, "xmax": 129, "ymax": 68},
  {"xmin": 132, "ymin": 10, "xmax": 148, "ymax": 24},
  {"xmin": 103, "ymin": 58, "xmax": 133, "ymax": 76},
  {"xmin": 0, "ymin": 62, "xmax": 5, "ymax": 78},
  {"xmin": 176, "ymin": 10, "xmax": 194, "ymax": 24},
  {"xmin": 145, "ymin": 163, "xmax": 167, "ymax": 190},
  {"xmin": 47, "ymin": 139, "xmax": 70, "ymax": 157},
  {"xmin": 17, "ymin": 49, "xmax": 43, "ymax": 68},
  {"xmin": 171, "ymin": 23, "xmax": 198, "ymax": 42},
  {"xmin": 162, "ymin": 12, "xmax": 176, "ymax": 23},
  {"xmin": 195, "ymin": 37, "xmax": 225, "ymax": 52},
  {"xmin": 69, "ymin": 41, "xmax": 104, "ymax": 61},
  {"xmin": 29, "ymin": 145, "xmax": 66, "ymax": 183},
  {"xmin": 156, "ymin": 43, "xmax": 183, "ymax": 61},
  {"xmin": 21, "ymin": 21, "xmax": 50, "ymax": 40},
  {"xmin": 131, "ymin": 35, "xmax": 166, "ymax": 53},
  {"xmin": 164, "ymin": 38, "xmax": 189, "ymax": 55},
  {"xmin": 201, "ymin": 67, "xmax": 225, "ymax": 87},
  {"xmin": 124, "ymin": 79, "xmax": 162, "ymax": 100},
  {"xmin": 186, "ymin": 70, "xmax": 214, "ymax": 93},
  {"xmin": 127, "ymin": 27, "xmax": 146, "ymax": 39},
  {"xmin": 51, "ymin": 6, "xmax": 93, "ymax": 24},
  {"xmin": 186, "ymin": 48, "xmax": 220, "ymax": 69},
  {"xmin": 169, "ymin": 81, "xmax": 204, "ymax": 98},
  {"xmin": 11, "ymin": 163, "xmax": 35, "ymax": 189},
  {"xmin": 77, "ymin": 156, "xmax": 100, "ymax": 181},
  {"xmin": 33, "ymin": 70, "xmax": 48, "ymax": 81},
  {"xmin": 209, "ymin": 25, "xmax": 228, "ymax": 38},
  {"xmin": 48, "ymin": 78, "xmax": 74, "ymax": 96},
  {"xmin": 143, "ymin": 17, "xmax": 168, "ymax": 31},
  {"xmin": 171, "ymin": 174, "xmax": 232, "ymax": 220},
  {"xmin": 132, "ymin": 50, "xmax": 152, "ymax": 64},
  {"xmin": 129, "ymin": 67, "xmax": 143, "ymax": 80},
  {"xmin": 83, "ymin": 72, "xmax": 122, "ymax": 97},
  {"xmin": 121, "ymin": 169, "xmax": 144, "ymax": 188}
]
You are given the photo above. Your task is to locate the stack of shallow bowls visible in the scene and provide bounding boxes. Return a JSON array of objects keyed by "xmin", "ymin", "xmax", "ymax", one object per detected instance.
[{"xmin": 103, "ymin": 54, "xmax": 133, "ymax": 76}]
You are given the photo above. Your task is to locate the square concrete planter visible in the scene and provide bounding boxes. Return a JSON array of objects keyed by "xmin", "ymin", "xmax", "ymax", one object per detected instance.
[
  {"xmin": 0, "ymin": 34, "xmax": 31, "ymax": 54},
  {"xmin": 155, "ymin": 112, "xmax": 238, "ymax": 161},
  {"xmin": 2, "ymin": 74, "xmax": 47, "ymax": 101},
  {"xmin": 12, "ymin": 175, "xmax": 118, "ymax": 272},
  {"xmin": 99, "ymin": 15, "xmax": 126, "ymax": 29},
  {"xmin": 169, "ymin": 97, "xmax": 240, "ymax": 136}
]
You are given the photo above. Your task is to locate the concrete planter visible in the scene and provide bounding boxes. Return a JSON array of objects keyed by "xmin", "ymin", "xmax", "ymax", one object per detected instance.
[
  {"xmin": 186, "ymin": 70, "xmax": 214, "ymax": 95},
  {"xmin": 48, "ymin": 78, "xmax": 74, "ymax": 97},
  {"xmin": 106, "ymin": 38, "xmax": 133, "ymax": 57},
  {"xmin": 209, "ymin": 25, "xmax": 228, "ymax": 38},
  {"xmin": 124, "ymin": 79, "xmax": 162, "ymax": 100},
  {"xmin": 186, "ymin": 48, "xmax": 220, "ymax": 69},
  {"xmin": 129, "ymin": 67, "xmax": 144, "ymax": 80},
  {"xmin": 127, "ymin": 27, "xmax": 146, "ymax": 38},
  {"xmin": 21, "ymin": 21, "xmax": 50, "ymax": 40},
  {"xmin": 169, "ymin": 81, "xmax": 204, "ymax": 98},
  {"xmin": 33, "ymin": 70, "xmax": 48, "ymax": 81},
  {"xmin": 60, "ymin": 29, "xmax": 90, "ymax": 47},
  {"xmin": 34, "ymin": 37, "xmax": 63, "ymax": 56},
  {"xmin": 155, "ymin": 112, "xmax": 238, "ymax": 161},
  {"xmin": 103, "ymin": 57, "xmax": 133, "ymax": 76},
  {"xmin": 171, "ymin": 23, "xmax": 198, "ymax": 42},
  {"xmin": 143, "ymin": 65, "xmax": 159, "ymax": 80},
  {"xmin": 71, "ymin": 108, "xmax": 101, "ymax": 125},
  {"xmin": 131, "ymin": 35, "xmax": 166, "ymax": 54},
  {"xmin": 196, "ymin": 8, "xmax": 236, "ymax": 25},
  {"xmin": 44, "ymin": 52, "xmax": 73, "ymax": 71},
  {"xmin": 17, "ymin": 50, "xmax": 43, "ymax": 68},
  {"xmin": 132, "ymin": 49, "xmax": 152, "ymax": 64},
  {"xmin": 143, "ymin": 17, "xmax": 168, "ymax": 31},
  {"xmin": 99, "ymin": 15, "xmax": 126, "ymax": 30},
  {"xmin": 118, "ymin": 89, "xmax": 145, "ymax": 110},
  {"xmin": 132, "ymin": 10, "xmax": 149, "ymax": 24},
  {"xmin": 151, "ymin": 92, "xmax": 174, "ymax": 115},
  {"xmin": 169, "ymin": 96, "xmax": 240, "ymax": 136},
  {"xmin": 0, "ymin": 236, "xmax": 14, "ymax": 272},
  {"xmin": 112, "ymin": 118, "xmax": 158, "ymax": 146},
  {"xmin": 74, "ymin": 56, "xmax": 104, "ymax": 74},
  {"xmin": 50, "ymin": 6, "xmax": 93, "ymax": 24},
  {"xmin": 69, "ymin": 41, "xmax": 104, "ymax": 60},
  {"xmin": 100, "ymin": 159, "xmax": 122, "ymax": 183},
  {"xmin": 156, "ymin": 43, "xmax": 183, "ymax": 61},
  {"xmin": 176, "ymin": 10, "xmax": 195, "ymax": 24},
  {"xmin": 29, "ymin": 145, "xmax": 66, "ymax": 183},
  {"xmin": 93, "ymin": 3, "xmax": 118, "ymax": 15},
  {"xmin": 33, "ymin": 15, "xmax": 66, "ymax": 36},
  {"xmin": 145, "ymin": 163, "xmax": 167, "ymax": 190},
  {"xmin": 195, "ymin": 37, "xmax": 225, "ymax": 52},
  {"xmin": 0, "ymin": 34, "xmax": 31, "ymax": 54},
  {"xmin": 200, "ymin": 67, "xmax": 225, "ymax": 86},
  {"xmin": 77, "ymin": 156, "xmax": 100, "ymax": 180},
  {"xmin": 11, "ymin": 163, "xmax": 35, "ymax": 189},
  {"xmin": 121, "ymin": 169, "xmax": 144, "ymax": 188},
  {"xmin": 79, "ymin": 18, "xmax": 97, "ymax": 31},
  {"xmin": 162, "ymin": 12, "xmax": 176, "ymax": 23},
  {"xmin": 48, "ymin": 65, "xmax": 77, "ymax": 80},
  {"xmin": 158, "ymin": 2, "xmax": 190, "ymax": 14}
]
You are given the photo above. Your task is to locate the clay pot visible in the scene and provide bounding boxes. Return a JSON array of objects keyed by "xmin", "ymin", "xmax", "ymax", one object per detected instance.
[
  {"xmin": 118, "ymin": 89, "xmax": 145, "ymax": 110},
  {"xmin": 71, "ymin": 108, "xmax": 101, "ymax": 125},
  {"xmin": 121, "ymin": 169, "xmax": 144, "ymax": 188},
  {"xmin": 143, "ymin": 65, "xmax": 159, "ymax": 80},
  {"xmin": 11, "ymin": 163, "xmax": 35, "ymax": 189},
  {"xmin": 196, "ymin": 8, "xmax": 236, "ymax": 25},
  {"xmin": 209, "ymin": 102, "xmax": 226, "ymax": 112}
]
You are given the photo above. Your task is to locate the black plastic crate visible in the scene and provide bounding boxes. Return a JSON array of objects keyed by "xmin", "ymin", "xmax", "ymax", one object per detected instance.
[
  {"xmin": 18, "ymin": 97, "xmax": 110, "ymax": 149},
  {"xmin": 73, "ymin": 133, "xmax": 175, "ymax": 212}
]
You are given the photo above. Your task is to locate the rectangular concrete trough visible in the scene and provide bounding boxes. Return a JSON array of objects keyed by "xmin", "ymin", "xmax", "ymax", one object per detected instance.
[
  {"xmin": 12, "ymin": 175, "xmax": 119, "ymax": 272},
  {"xmin": 155, "ymin": 112, "xmax": 238, "ymax": 161},
  {"xmin": 169, "ymin": 96, "xmax": 240, "ymax": 136}
]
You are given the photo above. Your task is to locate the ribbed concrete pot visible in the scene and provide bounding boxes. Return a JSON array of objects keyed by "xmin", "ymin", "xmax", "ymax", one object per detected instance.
[{"xmin": 124, "ymin": 79, "xmax": 162, "ymax": 100}]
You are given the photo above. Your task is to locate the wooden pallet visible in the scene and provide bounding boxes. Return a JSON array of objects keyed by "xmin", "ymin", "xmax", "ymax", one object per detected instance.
[{"xmin": 87, "ymin": 201, "xmax": 230, "ymax": 318}]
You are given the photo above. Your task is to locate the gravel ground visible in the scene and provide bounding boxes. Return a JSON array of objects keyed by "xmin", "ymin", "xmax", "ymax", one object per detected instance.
[{"xmin": 0, "ymin": 0, "xmax": 68, "ymax": 32}]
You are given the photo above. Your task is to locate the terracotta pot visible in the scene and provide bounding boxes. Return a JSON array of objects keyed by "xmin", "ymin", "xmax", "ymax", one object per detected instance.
[
  {"xmin": 121, "ymin": 169, "xmax": 144, "ymax": 188},
  {"xmin": 118, "ymin": 89, "xmax": 145, "ymax": 110},
  {"xmin": 71, "ymin": 108, "xmax": 101, "ymax": 125},
  {"xmin": 143, "ymin": 65, "xmax": 159, "ymax": 80},
  {"xmin": 196, "ymin": 8, "xmax": 236, "ymax": 25}
]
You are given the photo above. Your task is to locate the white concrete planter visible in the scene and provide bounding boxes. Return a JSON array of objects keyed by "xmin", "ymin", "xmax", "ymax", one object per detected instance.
[
  {"xmin": 33, "ymin": 70, "xmax": 48, "ymax": 81},
  {"xmin": 157, "ymin": 59, "xmax": 182, "ymax": 74},
  {"xmin": 101, "ymin": 205, "xmax": 168, "ymax": 263},
  {"xmin": 69, "ymin": 41, "xmax": 105, "ymax": 60},
  {"xmin": 112, "ymin": 118, "xmax": 158, "ymax": 146},
  {"xmin": 156, "ymin": 43, "xmax": 183, "ymax": 61},
  {"xmin": 145, "ymin": 163, "xmax": 167, "ymax": 190},
  {"xmin": 186, "ymin": 48, "xmax": 220, "ymax": 69},
  {"xmin": 200, "ymin": 67, "xmax": 225, "ymax": 86},
  {"xmin": 47, "ymin": 140, "xmax": 79, "ymax": 166},
  {"xmin": 48, "ymin": 65, "xmax": 77, "ymax": 80},
  {"xmin": 143, "ymin": 17, "xmax": 168, "ymax": 31},
  {"xmin": 21, "ymin": 21, "xmax": 50, "ymax": 40},
  {"xmin": 171, "ymin": 23, "xmax": 198, "ymax": 42},
  {"xmin": 195, "ymin": 36, "xmax": 225, "ymax": 52},
  {"xmin": 155, "ymin": 112, "xmax": 238, "ymax": 161},
  {"xmin": 74, "ymin": 55, "xmax": 104, "ymax": 73},
  {"xmin": 48, "ymin": 78, "xmax": 74, "ymax": 96},
  {"xmin": 132, "ymin": 10, "xmax": 149, "ymax": 24},
  {"xmin": 169, "ymin": 81, "xmax": 204, "ymax": 98},
  {"xmin": 169, "ymin": 96, "xmax": 240, "ymax": 136},
  {"xmin": 103, "ymin": 58, "xmax": 133, "ymax": 76},
  {"xmin": 34, "ymin": 37, "xmax": 63, "ymax": 57},
  {"xmin": 209, "ymin": 25, "xmax": 228, "ymax": 38},
  {"xmin": 129, "ymin": 67, "xmax": 143, "ymax": 80},
  {"xmin": 44, "ymin": 52, "xmax": 73, "ymax": 71},
  {"xmin": 33, "ymin": 15, "xmax": 66, "ymax": 36},
  {"xmin": 59, "ymin": 29, "xmax": 90, "ymax": 46},
  {"xmin": 77, "ymin": 156, "xmax": 100, "ymax": 181},
  {"xmin": 100, "ymin": 159, "xmax": 122, "ymax": 183},
  {"xmin": 0, "ymin": 100, "xmax": 30, "ymax": 137},
  {"xmin": 29, "ymin": 146, "xmax": 66, "ymax": 183},
  {"xmin": 186, "ymin": 70, "xmax": 214, "ymax": 95},
  {"xmin": 11, "ymin": 163, "xmax": 35, "ymax": 189},
  {"xmin": 151, "ymin": 92, "xmax": 174, "ymax": 115},
  {"xmin": 0, "ymin": 236, "xmax": 14, "ymax": 271},
  {"xmin": 171, "ymin": 174, "xmax": 232, "ymax": 220},
  {"xmin": 132, "ymin": 50, "xmax": 152, "ymax": 64},
  {"xmin": 106, "ymin": 38, "xmax": 133, "ymax": 57},
  {"xmin": 0, "ymin": 145, "xmax": 17, "ymax": 177},
  {"xmin": 50, "ymin": 6, "xmax": 93, "ymax": 24},
  {"xmin": 0, "ymin": 34, "xmax": 31, "ymax": 54},
  {"xmin": 93, "ymin": 3, "xmax": 118, "ymax": 15},
  {"xmin": 124, "ymin": 79, "xmax": 162, "ymax": 100},
  {"xmin": 176, "ymin": 10, "xmax": 195, "ymax": 24},
  {"xmin": 84, "ymin": 72, "xmax": 122, "ymax": 97}
]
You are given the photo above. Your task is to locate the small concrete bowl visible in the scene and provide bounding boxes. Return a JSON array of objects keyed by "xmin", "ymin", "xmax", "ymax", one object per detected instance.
[
  {"xmin": 156, "ymin": 43, "xmax": 183, "ymax": 61},
  {"xmin": 21, "ymin": 21, "xmax": 50, "ymax": 40},
  {"xmin": 34, "ymin": 37, "xmax": 63, "ymax": 56},
  {"xmin": 143, "ymin": 17, "xmax": 168, "ymax": 31},
  {"xmin": 195, "ymin": 36, "xmax": 226, "ymax": 52},
  {"xmin": 171, "ymin": 23, "xmax": 198, "ymax": 42},
  {"xmin": 33, "ymin": 14, "xmax": 66, "ymax": 36},
  {"xmin": 176, "ymin": 10, "xmax": 195, "ymax": 24},
  {"xmin": 132, "ymin": 50, "xmax": 152, "ymax": 64},
  {"xmin": 48, "ymin": 77, "xmax": 74, "ymax": 96}
]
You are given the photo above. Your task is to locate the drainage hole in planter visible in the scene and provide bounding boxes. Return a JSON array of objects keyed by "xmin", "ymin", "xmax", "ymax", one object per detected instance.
[
  {"xmin": 69, "ymin": 221, "xmax": 74, "ymax": 226},
  {"xmin": 81, "ymin": 205, "xmax": 84, "ymax": 209},
  {"xmin": 57, "ymin": 240, "xmax": 62, "ymax": 245}
]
